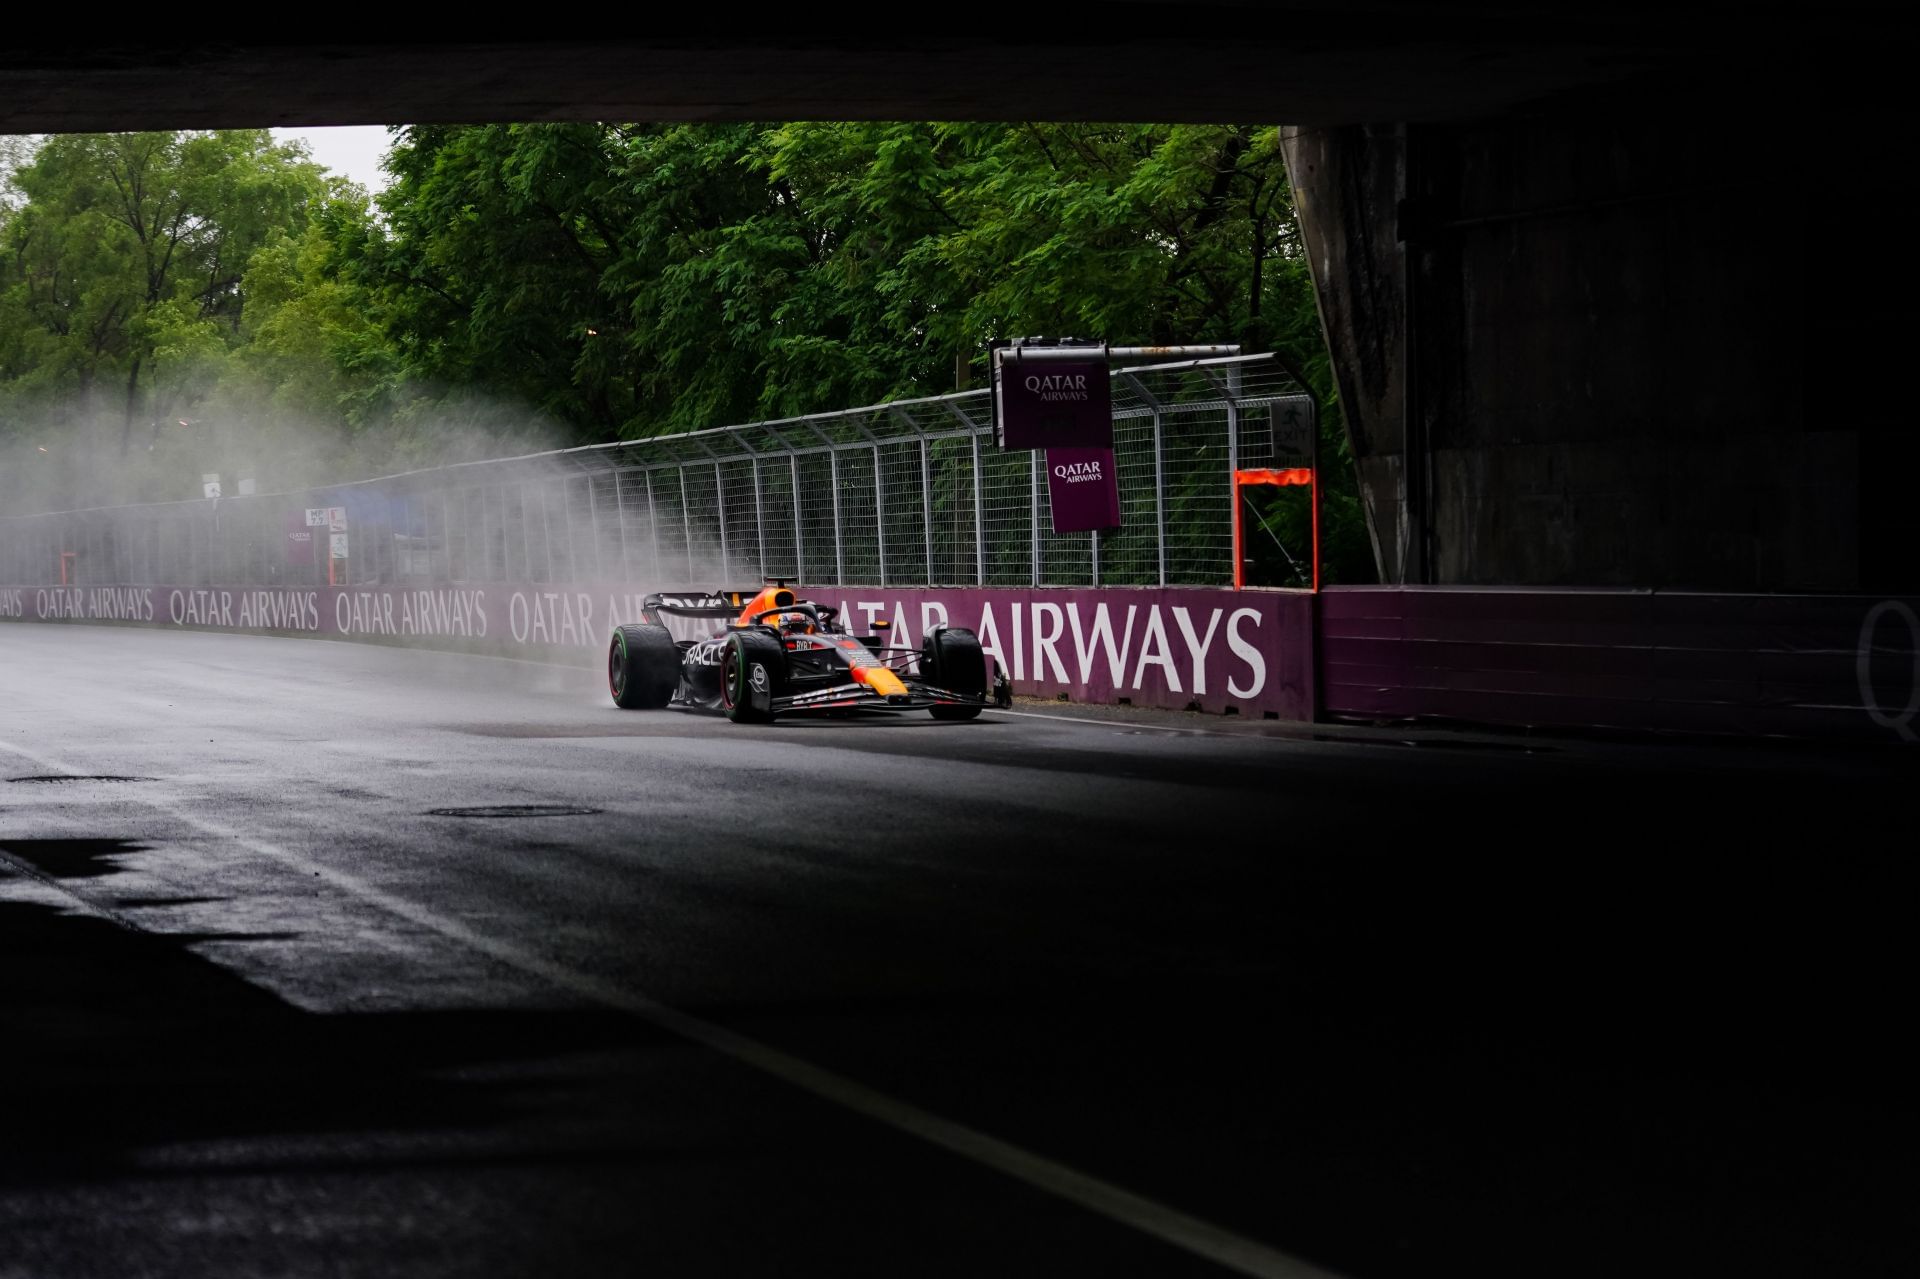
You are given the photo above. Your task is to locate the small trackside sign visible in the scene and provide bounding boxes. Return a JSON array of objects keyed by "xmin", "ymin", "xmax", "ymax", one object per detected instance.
[{"xmin": 1045, "ymin": 447, "xmax": 1120, "ymax": 533}]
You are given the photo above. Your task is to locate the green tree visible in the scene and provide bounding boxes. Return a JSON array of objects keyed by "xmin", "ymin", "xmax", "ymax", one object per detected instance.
[
  {"xmin": 355, "ymin": 123, "xmax": 646, "ymax": 440},
  {"xmin": 2, "ymin": 122, "xmax": 1372, "ymax": 581},
  {"xmin": 0, "ymin": 130, "xmax": 328, "ymax": 458}
]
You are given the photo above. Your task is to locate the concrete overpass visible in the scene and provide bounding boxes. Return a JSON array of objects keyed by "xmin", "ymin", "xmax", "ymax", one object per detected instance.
[{"xmin": 2, "ymin": 12, "xmax": 1900, "ymax": 591}]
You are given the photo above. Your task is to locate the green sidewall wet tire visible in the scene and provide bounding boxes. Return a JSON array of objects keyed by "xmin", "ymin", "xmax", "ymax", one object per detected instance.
[
  {"xmin": 610, "ymin": 624, "xmax": 678, "ymax": 709},
  {"xmin": 923, "ymin": 626, "xmax": 986, "ymax": 721}
]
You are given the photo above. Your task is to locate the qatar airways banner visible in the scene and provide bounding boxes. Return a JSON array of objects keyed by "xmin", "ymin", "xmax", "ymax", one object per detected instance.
[
  {"xmin": 1045, "ymin": 447, "xmax": 1121, "ymax": 533},
  {"xmin": 0, "ymin": 583, "xmax": 630, "ymax": 648},
  {"xmin": 812, "ymin": 586, "xmax": 1313, "ymax": 719},
  {"xmin": 0, "ymin": 581, "xmax": 1315, "ymax": 719}
]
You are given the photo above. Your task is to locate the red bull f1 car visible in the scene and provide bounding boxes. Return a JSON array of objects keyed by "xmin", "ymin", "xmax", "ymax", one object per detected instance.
[{"xmin": 607, "ymin": 583, "xmax": 1010, "ymax": 723}]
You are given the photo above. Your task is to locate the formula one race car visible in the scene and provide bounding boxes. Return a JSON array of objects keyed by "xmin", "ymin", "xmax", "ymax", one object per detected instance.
[{"xmin": 607, "ymin": 582, "xmax": 1011, "ymax": 723}]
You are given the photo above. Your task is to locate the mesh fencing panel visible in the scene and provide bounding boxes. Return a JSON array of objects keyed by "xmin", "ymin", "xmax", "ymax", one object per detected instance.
[{"xmin": 1, "ymin": 355, "xmax": 1311, "ymax": 593}]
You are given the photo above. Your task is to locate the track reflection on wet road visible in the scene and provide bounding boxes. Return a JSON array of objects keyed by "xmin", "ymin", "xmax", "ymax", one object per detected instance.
[{"xmin": 1, "ymin": 625, "xmax": 1911, "ymax": 1278}]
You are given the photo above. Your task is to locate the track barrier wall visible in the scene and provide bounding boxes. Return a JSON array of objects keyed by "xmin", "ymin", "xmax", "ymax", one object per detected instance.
[
  {"xmin": 0, "ymin": 581, "xmax": 1319, "ymax": 721},
  {"xmin": 1320, "ymin": 587, "xmax": 1920, "ymax": 746},
  {"xmin": 6, "ymin": 581, "xmax": 1915, "ymax": 742}
]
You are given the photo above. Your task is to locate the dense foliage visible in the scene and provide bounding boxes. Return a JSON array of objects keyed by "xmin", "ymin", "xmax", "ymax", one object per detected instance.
[{"xmin": 0, "ymin": 123, "xmax": 1371, "ymax": 581}]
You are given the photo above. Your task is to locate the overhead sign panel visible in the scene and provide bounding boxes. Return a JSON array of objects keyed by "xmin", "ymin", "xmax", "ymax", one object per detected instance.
[{"xmin": 993, "ymin": 351, "xmax": 1112, "ymax": 451}]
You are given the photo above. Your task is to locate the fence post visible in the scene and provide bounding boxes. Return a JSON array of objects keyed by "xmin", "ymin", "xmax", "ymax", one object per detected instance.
[
  {"xmin": 518, "ymin": 483, "xmax": 534, "ymax": 582},
  {"xmin": 491, "ymin": 487, "xmax": 503, "ymax": 580},
  {"xmin": 970, "ymin": 431, "xmax": 985, "ymax": 585},
  {"xmin": 614, "ymin": 471, "xmax": 631, "ymax": 582},
  {"xmin": 586, "ymin": 475, "xmax": 601, "ymax": 582},
  {"xmin": 752, "ymin": 457, "xmax": 767, "ymax": 581},
  {"xmin": 540, "ymin": 484, "xmax": 555, "ymax": 583},
  {"xmin": 714, "ymin": 463, "xmax": 728, "ymax": 581},
  {"xmin": 480, "ymin": 487, "xmax": 492, "ymax": 580},
  {"xmin": 919, "ymin": 436, "xmax": 933, "ymax": 585},
  {"xmin": 873, "ymin": 443, "xmax": 886, "ymax": 587},
  {"xmin": 1029, "ymin": 450, "xmax": 1041, "ymax": 586},
  {"xmin": 790, "ymin": 453, "xmax": 804, "ymax": 583},
  {"xmin": 641, "ymin": 471, "xmax": 658, "ymax": 583},
  {"xmin": 830, "ymin": 448, "xmax": 845, "ymax": 585},
  {"xmin": 1225, "ymin": 371, "xmax": 1240, "ymax": 589},
  {"xmin": 1153, "ymin": 409, "xmax": 1167, "ymax": 587},
  {"xmin": 678, "ymin": 468, "xmax": 694, "ymax": 584}
]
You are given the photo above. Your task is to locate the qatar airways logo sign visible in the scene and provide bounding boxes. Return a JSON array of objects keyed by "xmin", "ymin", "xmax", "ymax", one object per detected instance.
[
  {"xmin": 1046, "ymin": 446, "xmax": 1120, "ymax": 533},
  {"xmin": 996, "ymin": 355, "xmax": 1112, "ymax": 450},
  {"xmin": 1024, "ymin": 372, "xmax": 1092, "ymax": 402}
]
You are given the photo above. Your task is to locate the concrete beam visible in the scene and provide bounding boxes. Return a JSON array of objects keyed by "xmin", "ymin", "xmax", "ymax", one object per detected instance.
[{"xmin": 0, "ymin": 17, "xmax": 1788, "ymax": 133}]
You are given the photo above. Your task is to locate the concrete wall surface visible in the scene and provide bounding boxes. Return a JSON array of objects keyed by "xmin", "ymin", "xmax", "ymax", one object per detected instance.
[
  {"xmin": 1320, "ymin": 586, "xmax": 1920, "ymax": 746},
  {"xmin": 1283, "ymin": 102, "xmax": 1879, "ymax": 592}
]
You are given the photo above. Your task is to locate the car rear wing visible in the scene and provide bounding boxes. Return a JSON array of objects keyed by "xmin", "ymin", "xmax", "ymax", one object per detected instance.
[{"xmin": 639, "ymin": 590, "xmax": 763, "ymax": 623}]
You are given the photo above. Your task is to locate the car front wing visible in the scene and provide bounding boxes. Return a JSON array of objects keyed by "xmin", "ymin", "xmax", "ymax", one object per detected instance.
[{"xmin": 775, "ymin": 675, "xmax": 1010, "ymax": 714}]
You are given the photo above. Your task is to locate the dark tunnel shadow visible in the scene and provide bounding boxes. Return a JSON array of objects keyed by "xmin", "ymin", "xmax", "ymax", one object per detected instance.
[
  {"xmin": 0, "ymin": 895, "xmax": 666, "ymax": 1189},
  {"xmin": 0, "ymin": 884, "xmax": 1259, "ymax": 1278},
  {"xmin": 1, "ymin": 749, "xmax": 1914, "ymax": 1279},
  {"xmin": 0, "ymin": 837, "xmax": 152, "ymax": 881},
  {"xmin": 657, "ymin": 756, "xmax": 1920, "ymax": 1279}
]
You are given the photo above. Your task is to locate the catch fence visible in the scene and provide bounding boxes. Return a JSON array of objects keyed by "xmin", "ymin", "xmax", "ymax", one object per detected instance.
[{"xmin": 1, "ymin": 354, "xmax": 1314, "ymax": 592}]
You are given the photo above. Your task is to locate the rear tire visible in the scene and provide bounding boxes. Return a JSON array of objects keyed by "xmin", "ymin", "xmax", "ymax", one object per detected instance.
[
  {"xmin": 922, "ymin": 626, "xmax": 986, "ymax": 721},
  {"xmin": 722, "ymin": 630, "xmax": 787, "ymax": 724},
  {"xmin": 610, "ymin": 624, "xmax": 678, "ymax": 709}
]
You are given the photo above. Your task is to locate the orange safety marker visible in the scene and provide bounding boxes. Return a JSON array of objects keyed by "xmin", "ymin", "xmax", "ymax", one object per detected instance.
[{"xmin": 1233, "ymin": 467, "xmax": 1318, "ymax": 591}]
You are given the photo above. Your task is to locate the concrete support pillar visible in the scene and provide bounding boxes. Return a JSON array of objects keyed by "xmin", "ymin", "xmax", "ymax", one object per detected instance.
[{"xmin": 1284, "ymin": 108, "xmax": 1839, "ymax": 591}]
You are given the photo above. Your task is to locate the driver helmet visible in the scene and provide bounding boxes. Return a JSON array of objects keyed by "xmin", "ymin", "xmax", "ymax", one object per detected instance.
[{"xmin": 777, "ymin": 611, "xmax": 815, "ymax": 635}]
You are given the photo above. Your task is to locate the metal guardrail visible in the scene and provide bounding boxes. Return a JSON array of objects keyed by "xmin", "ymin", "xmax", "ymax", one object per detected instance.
[{"xmin": 1, "ymin": 354, "xmax": 1313, "ymax": 592}]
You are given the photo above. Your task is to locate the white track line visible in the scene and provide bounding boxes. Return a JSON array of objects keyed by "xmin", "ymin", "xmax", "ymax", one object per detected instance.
[
  {"xmin": 8, "ymin": 627, "xmax": 1286, "ymax": 738},
  {"xmin": 0, "ymin": 735, "xmax": 1340, "ymax": 1279},
  {"xmin": 989, "ymin": 707, "xmax": 1263, "ymax": 737},
  {"xmin": 0, "ymin": 844, "xmax": 149, "ymax": 933}
]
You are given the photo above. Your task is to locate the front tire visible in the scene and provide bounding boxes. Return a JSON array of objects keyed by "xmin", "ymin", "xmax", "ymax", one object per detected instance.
[
  {"xmin": 610, "ymin": 624, "xmax": 678, "ymax": 709},
  {"xmin": 722, "ymin": 630, "xmax": 787, "ymax": 724},
  {"xmin": 922, "ymin": 626, "xmax": 986, "ymax": 721}
]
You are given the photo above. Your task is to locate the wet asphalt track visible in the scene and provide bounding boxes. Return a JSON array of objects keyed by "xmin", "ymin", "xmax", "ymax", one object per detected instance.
[{"xmin": 0, "ymin": 624, "xmax": 1913, "ymax": 1278}]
